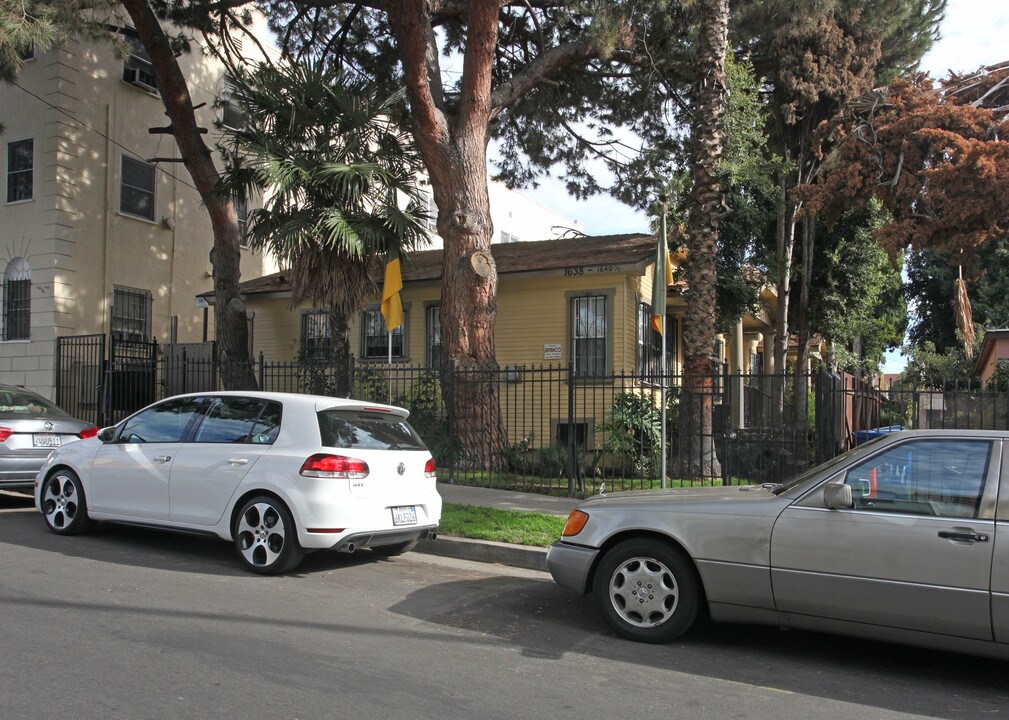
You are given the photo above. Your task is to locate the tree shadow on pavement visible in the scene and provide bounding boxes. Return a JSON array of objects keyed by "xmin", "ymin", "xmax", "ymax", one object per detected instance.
[{"xmin": 389, "ymin": 574, "xmax": 1005, "ymax": 719}]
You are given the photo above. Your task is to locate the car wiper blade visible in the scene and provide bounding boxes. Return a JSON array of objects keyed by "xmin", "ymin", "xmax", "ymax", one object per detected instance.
[{"xmin": 761, "ymin": 482, "xmax": 784, "ymax": 493}]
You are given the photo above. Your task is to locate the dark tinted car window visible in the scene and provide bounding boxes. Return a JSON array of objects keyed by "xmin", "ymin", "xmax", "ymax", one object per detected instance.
[
  {"xmin": 0, "ymin": 388, "xmax": 64, "ymax": 417},
  {"xmin": 120, "ymin": 398, "xmax": 204, "ymax": 443},
  {"xmin": 318, "ymin": 410, "xmax": 426, "ymax": 450},
  {"xmin": 194, "ymin": 397, "xmax": 282, "ymax": 444}
]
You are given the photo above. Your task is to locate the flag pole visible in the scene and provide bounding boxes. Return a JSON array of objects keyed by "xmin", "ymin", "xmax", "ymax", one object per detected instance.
[
  {"xmin": 388, "ymin": 330, "xmax": 393, "ymax": 403},
  {"xmin": 659, "ymin": 207, "xmax": 668, "ymax": 489}
]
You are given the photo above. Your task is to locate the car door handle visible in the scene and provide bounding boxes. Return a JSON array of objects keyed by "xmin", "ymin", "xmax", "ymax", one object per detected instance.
[
  {"xmin": 938, "ymin": 530, "xmax": 990, "ymax": 543},
  {"xmin": 227, "ymin": 458, "xmax": 249, "ymax": 465},
  {"xmin": 153, "ymin": 455, "xmax": 172, "ymax": 463}
]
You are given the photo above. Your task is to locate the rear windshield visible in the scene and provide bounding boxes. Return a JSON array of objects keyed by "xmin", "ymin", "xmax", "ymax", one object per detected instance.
[
  {"xmin": 0, "ymin": 389, "xmax": 63, "ymax": 417},
  {"xmin": 318, "ymin": 409, "xmax": 427, "ymax": 451}
]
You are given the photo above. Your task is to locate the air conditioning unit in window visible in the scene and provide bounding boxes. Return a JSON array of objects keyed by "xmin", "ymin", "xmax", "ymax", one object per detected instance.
[{"xmin": 123, "ymin": 64, "xmax": 157, "ymax": 93}]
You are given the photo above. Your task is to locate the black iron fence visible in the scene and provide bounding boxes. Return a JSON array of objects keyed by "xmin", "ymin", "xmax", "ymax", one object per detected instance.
[{"xmin": 54, "ymin": 339, "xmax": 1009, "ymax": 497}]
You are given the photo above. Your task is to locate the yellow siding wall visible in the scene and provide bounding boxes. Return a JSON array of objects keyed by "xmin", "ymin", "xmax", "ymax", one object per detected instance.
[{"xmin": 246, "ymin": 270, "xmax": 652, "ymax": 369}]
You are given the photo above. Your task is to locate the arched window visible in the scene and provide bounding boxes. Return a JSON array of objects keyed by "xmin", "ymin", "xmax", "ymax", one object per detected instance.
[{"xmin": 3, "ymin": 257, "xmax": 31, "ymax": 341}]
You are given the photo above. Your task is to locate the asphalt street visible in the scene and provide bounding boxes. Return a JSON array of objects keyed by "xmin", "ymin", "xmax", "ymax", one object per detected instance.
[{"xmin": 1, "ymin": 491, "xmax": 1006, "ymax": 720}]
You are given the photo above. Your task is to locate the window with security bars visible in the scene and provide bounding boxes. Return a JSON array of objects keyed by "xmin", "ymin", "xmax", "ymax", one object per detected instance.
[
  {"xmin": 637, "ymin": 307, "xmax": 679, "ymax": 377},
  {"xmin": 571, "ymin": 295, "xmax": 606, "ymax": 376},
  {"xmin": 111, "ymin": 287, "xmax": 152, "ymax": 341},
  {"xmin": 362, "ymin": 307, "xmax": 403, "ymax": 359},
  {"xmin": 2, "ymin": 258, "xmax": 31, "ymax": 340},
  {"xmin": 300, "ymin": 311, "xmax": 331, "ymax": 361},
  {"xmin": 7, "ymin": 139, "xmax": 33, "ymax": 203},
  {"xmin": 426, "ymin": 305, "xmax": 442, "ymax": 367}
]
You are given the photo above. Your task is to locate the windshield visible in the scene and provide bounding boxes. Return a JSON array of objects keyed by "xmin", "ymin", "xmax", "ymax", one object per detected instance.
[{"xmin": 772, "ymin": 435, "xmax": 890, "ymax": 494}]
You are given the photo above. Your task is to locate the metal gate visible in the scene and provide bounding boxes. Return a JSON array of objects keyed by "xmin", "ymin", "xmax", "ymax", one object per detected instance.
[
  {"xmin": 105, "ymin": 336, "xmax": 157, "ymax": 425},
  {"xmin": 56, "ymin": 335, "xmax": 105, "ymax": 427}
]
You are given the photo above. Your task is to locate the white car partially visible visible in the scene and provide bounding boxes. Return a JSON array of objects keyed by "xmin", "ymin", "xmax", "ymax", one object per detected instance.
[{"xmin": 34, "ymin": 391, "xmax": 442, "ymax": 574}]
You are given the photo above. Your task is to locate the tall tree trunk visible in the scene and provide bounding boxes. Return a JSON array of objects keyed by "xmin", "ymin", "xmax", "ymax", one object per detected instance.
[
  {"xmin": 121, "ymin": 0, "xmax": 257, "ymax": 390},
  {"xmin": 680, "ymin": 0, "xmax": 729, "ymax": 479},
  {"xmin": 792, "ymin": 214, "xmax": 815, "ymax": 455},
  {"xmin": 328, "ymin": 313, "xmax": 352, "ymax": 397},
  {"xmin": 772, "ymin": 168, "xmax": 795, "ymax": 428},
  {"xmin": 388, "ymin": 1, "xmax": 505, "ymax": 469}
]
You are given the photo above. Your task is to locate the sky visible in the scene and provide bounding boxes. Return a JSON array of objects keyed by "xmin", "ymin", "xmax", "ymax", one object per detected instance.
[
  {"xmin": 504, "ymin": 0, "xmax": 1009, "ymax": 374},
  {"xmin": 516, "ymin": 0, "xmax": 1009, "ymax": 235}
]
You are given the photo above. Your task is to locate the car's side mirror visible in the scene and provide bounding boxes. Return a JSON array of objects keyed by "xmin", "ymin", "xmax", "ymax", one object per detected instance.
[
  {"xmin": 823, "ymin": 482, "xmax": 853, "ymax": 509},
  {"xmin": 97, "ymin": 426, "xmax": 117, "ymax": 443}
]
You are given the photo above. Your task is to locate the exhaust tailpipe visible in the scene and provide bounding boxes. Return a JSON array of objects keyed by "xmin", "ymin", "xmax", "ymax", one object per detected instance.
[{"xmin": 338, "ymin": 542, "xmax": 356, "ymax": 554}]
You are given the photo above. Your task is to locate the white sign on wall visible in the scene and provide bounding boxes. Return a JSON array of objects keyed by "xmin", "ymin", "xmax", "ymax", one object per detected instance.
[{"xmin": 544, "ymin": 343, "xmax": 562, "ymax": 360}]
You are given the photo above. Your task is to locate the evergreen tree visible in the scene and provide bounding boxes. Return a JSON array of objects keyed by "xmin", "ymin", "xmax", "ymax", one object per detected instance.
[{"xmin": 217, "ymin": 60, "xmax": 431, "ymax": 396}]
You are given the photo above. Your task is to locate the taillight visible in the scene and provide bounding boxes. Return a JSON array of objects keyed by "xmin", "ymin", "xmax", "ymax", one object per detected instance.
[
  {"xmin": 0, "ymin": 427, "xmax": 12, "ymax": 442},
  {"xmin": 78, "ymin": 426, "xmax": 99, "ymax": 439},
  {"xmin": 300, "ymin": 453, "xmax": 370, "ymax": 479},
  {"xmin": 425, "ymin": 458, "xmax": 436, "ymax": 478}
]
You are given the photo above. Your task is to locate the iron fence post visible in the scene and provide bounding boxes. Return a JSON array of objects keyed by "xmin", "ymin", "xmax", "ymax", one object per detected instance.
[{"xmin": 567, "ymin": 362, "xmax": 575, "ymax": 498}]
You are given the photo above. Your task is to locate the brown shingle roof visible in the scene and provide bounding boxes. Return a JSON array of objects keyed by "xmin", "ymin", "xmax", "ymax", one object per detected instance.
[{"xmin": 216, "ymin": 232, "xmax": 656, "ymax": 298}]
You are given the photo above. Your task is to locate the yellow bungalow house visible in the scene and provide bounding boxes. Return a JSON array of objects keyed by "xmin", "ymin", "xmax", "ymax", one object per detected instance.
[
  {"xmin": 227, "ymin": 233, "xmax": 779, "ymax": 378},
  {"xmin": 198, "ymin": 234, "xmax": 782, "ymax": 473}
]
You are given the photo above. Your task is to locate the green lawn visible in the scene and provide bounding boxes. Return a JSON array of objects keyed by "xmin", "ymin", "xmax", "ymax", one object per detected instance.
[{"xmin": 439, "ymin": 503, "xmax": 567, "ymax": 547}]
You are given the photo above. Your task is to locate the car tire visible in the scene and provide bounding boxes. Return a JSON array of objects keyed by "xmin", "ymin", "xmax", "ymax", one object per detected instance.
[
  {"xmin": 592, "ymin": 537, "xmax": 699, "ymax": 643},
  {"xmin": 370, "ymin": 539, "xmax": 418, "ymax": 557},
  {"xmin": 40, "ymin": 469, "xmax": 95, "ymax": 536},
  {"xmin": 233, "ymin": 496, "xmax": 305, "ymax": 575}
]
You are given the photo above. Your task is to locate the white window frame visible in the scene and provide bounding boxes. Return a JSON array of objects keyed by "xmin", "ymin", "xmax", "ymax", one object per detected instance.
[
  {"xmin": 122, "ymin": 33, "xmax": 157, "ymax": 94},
  {"xmin": 6, "ymin": 137, "xmax": 34, "ymax": 204},
  {"xmin": 570, "ymin": 294, "xmax": 608, "ymax": 377},
  {"xmin": 119, "ymin": 155, "xmax": 157, "ymax": 222}
]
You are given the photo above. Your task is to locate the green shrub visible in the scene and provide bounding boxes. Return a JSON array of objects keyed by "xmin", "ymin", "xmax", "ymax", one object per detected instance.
[{"xmin": 597, "ymin": 392, "xmax": 662, "ymax": 476}]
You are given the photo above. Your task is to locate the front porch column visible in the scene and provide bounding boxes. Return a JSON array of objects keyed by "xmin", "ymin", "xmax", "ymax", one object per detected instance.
[{"xmin": 730, "ymin": 319, "xmax": 745, "ymax": 429}]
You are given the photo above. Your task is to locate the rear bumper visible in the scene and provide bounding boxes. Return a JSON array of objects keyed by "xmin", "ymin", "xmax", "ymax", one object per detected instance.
[
  {"xmin": 546, "ymin": 540, "xmax": 598, "ymax": 595},
  {"xmin": 0, "ymin": 456, "xmax": 48, "ymax": 487},
  {"xmin": 313, "ymin": 524, "xmax": 438, "ymax": 551}
]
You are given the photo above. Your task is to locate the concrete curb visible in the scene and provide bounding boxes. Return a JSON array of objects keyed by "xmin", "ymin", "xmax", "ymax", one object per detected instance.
[{"xmin": 415, "ymin": 535, "xmax": 548, "ymax": 572}]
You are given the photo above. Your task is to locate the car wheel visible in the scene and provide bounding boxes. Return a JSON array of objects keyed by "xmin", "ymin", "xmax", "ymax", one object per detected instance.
[
  {"xmin": 370, "ymin": 539, "xmax": 418, "ymax": 557},
  {"xmin": 592, "ymin": 538, "xmax": 699, "ymax": 643},
  {"xmin": 233, "ymin": 496, "xmax": 305, "ymax": 575},
  {"xmin": 40, "ymin": 470, "xmax": 95, "ymax": 536}
]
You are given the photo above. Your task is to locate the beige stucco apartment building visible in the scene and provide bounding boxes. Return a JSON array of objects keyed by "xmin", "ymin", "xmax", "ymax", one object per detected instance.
[
  {"xmin": 0, "ymin": 20, "xmax": 582, "ymax": 404},
  {"xmin": 0, "ymin": 18, "xmax": 280, "ymax": 399}
]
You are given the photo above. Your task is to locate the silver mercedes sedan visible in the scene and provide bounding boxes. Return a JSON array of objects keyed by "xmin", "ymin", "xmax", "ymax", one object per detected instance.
[
  {"xmin": 0, "ymin": 384, "xmax": 97, "ymax": 489},
  {"xmin": 547, "ymin": 429, "xmax": 1009, "ymax": 659}
]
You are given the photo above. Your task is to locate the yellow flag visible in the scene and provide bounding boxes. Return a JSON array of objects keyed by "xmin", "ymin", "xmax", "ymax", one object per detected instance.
[
  {"xmin": 381, "ymin": 255, "xmax": 403, "ymax": 332},
  {"xmin": 649, "ymin": 214, "xmax": 673, "ymax": 334}
]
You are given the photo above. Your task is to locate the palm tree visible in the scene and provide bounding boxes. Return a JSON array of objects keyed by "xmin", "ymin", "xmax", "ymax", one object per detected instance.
[
  {"xmin": 680, "ymin": 0, "xmax": 730, "ymax": 478},
  {"xmin": 218, "ymin": 60, "xmax": 430, "ymax": 396}
]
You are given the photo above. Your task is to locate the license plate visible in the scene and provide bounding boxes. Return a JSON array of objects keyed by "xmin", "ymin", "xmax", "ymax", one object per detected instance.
[
  {"xmin": 33, "ymin": 433, "xmax": 61, "ymax": 448},
  {"xmin": 391, "ymin": 506, "xmax": 417, "ymax": 526}
]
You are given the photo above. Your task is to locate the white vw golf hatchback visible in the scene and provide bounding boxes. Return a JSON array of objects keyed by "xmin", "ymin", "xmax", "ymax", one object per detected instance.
[{"xmin": 34, "ymin": 392, "xmax": 442, "ymax": 574}]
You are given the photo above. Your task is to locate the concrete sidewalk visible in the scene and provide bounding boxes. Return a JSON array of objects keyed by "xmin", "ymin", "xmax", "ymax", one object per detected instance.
[{"xmin": 413, "ymin": 482, "xmax": 585, "ymax": 572}]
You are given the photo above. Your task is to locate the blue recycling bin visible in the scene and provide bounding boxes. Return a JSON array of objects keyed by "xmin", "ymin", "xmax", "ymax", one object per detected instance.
[{"xmin": 853, "ymin": 425, "xmax": 905, "ymax": 446}]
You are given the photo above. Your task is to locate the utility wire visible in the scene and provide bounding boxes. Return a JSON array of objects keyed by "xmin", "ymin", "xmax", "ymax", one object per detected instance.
[{"xmin": 11, "ymin": 80, "xmax": 202, "ymax": 193}]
